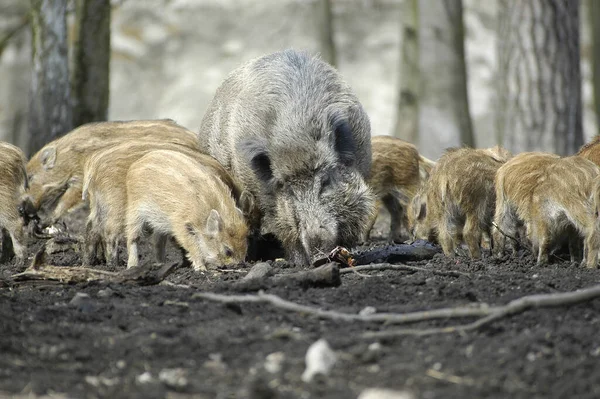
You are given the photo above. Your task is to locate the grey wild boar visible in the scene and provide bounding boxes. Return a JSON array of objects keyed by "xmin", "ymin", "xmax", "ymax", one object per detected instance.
[
  {"xmin": 409, "ymin": 146, "xmax": 511, "ymax": 259},
  {"xmin": 125, "ymin": 150, "xmax": 249, "ymax": 270},
  {"xmin": 27, "ymin": 119, "xmax": 200, "ymax": 227},
  {"xmin": 199, "ymin": 49, "xmax": 376, "ymax": 265},
  {"xmin": 366, "ymin": 135, "xmax": 435, "ymax": 242},
  {"xmin": 82, "ymin": 141, "xmax": 250, "ymax": 266},
  {"xmin": 492, "ymin": 152, "xmax": 561, "ymax": 258},
  {"xmin": 577, "ymin": 136, "xmax": 600, "ymax": 167},
  {"xmin": 0, "ymin": 142, "xmax": 30, "ymax": 266},
  {"xmin": 528, "ymin": 156, "xmax": 600, "ymax": 267}
]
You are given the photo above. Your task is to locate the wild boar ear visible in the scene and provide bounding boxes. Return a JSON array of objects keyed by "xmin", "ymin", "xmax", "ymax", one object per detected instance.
[
  {"xmin": 41, "ymin": 147, "xmax": 57, "ymax": 170},
  {"xmin": 330, "ymin": 113, "xmax": 356, "ymax": 167},
  {"xmin": 238, "ymin": 139, "xmax": 273, "ymax": 183},
  {"xmin": 417, "ymin": 202, "xmax": 427, "ymax": 220},
  {"xmin": 205, "ymin": 209, "xmax": 223, "ymax": 237},
  {"xmin": 238, "ymin": 190, "xmax": 255, "ymax": 217}
]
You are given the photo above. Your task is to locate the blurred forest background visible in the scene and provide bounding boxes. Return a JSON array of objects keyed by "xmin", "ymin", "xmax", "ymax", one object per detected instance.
[{"xmin": 0, "ymin": 0, "xmax": 598, "ymax": 159}]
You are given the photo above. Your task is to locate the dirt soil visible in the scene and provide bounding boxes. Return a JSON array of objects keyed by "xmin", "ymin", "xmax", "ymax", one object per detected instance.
[{"xmin": 2, "ymin": 209, "xmax": 600, "ymax": 399}]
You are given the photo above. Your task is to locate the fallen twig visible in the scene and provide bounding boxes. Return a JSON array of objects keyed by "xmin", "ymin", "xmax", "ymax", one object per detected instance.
[
  {"xmin": 339, "ymin": 263, "xmax": 470, "ymax": 278},
  {"xmin": 192, "ymin": 290, "xmax": 493, "ymax": 323},
  {"xmin": 9, "ymin": 245, "xmax": 178, "ymax": 286},
  {"xmin": 426, "ymin": 369, "xmax": 477, "ymax": 386}
]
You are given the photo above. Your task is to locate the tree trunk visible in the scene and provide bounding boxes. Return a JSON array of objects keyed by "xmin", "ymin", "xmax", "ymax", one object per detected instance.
[
  {"xmin": 28, "ymin": 0, "xmax": 72, "ymax": 156},
  {"xmin": 71, "ymin": 0, "xmax": 111, "ymax": 128},
  {"xmin": 418, "ymin": 0, "xmax": 474, "ymax": 159},
  {"xmin": 589, "ymin": 0, "xmax": 600, "ymax": 138},
  {"xmin": 393, "ymin": 0, "xmax": 419, "ymax": 143},
  {"xmin": 316, "ymin": 0, "xmax": 337, "ymax": 68},
  {"xmin": 496, "ymin": 0, "xmax": 582, "ymax": 155}
]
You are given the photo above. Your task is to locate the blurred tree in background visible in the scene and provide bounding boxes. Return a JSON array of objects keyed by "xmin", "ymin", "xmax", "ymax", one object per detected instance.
[
  {"xmin": 393, "ymin": 0, "xmax": 418, "ymax": 144},
  {"xmin": 496, "ymin": 0, "xmax": 583, "ymax": 156},
  {"xmin": 0, "ymin": 1, "xmax": 596, "ymax": 156},
  {"xmin": 395, "ymin": 0, "xmax": 474, "ymax": 158},
  {"xmin": 28, "ymin": 0, "xmax": 72, "ymax": 156},
  {"xmin": 316, "ymin": 0, "xmax": 337, "ymax": 68},
  {"xmin": 72, "ymin": 0, "xmax": 111, "ymax": 127}
]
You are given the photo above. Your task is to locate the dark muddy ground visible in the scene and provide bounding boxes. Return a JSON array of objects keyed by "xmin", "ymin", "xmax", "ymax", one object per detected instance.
[{"xmin": 2, "ymin": 209, "xmax": 600, "ymax": 399}]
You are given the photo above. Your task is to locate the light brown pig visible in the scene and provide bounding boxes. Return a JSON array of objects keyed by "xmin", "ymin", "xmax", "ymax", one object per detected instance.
[
  {"xmin": 0, "ymin": 142, "xmax": 30, "ymax": 266},
  {"xmin": 125, "ymin": 150, "xmax": 249, "ymax": 270},
  {"xmin": 366, "ymin": 135, "xmax": 436, "ymax": 242},
  {"xmin": 528, "ymin": 156, "xmax": 600, "ymax": 267},
  {"xmin": 492, "ymin": 152, "xmax": 561, "ymax": 258},
  {"xmin": 409, "ymin": 146, "xmax": 511, "ymax": 259},
  {"xmin": 82, "ymin": 141, "xmax": 251, "ymax": 267},
  {"xmin": 27, "ymin": 119, "xmax": 201, "ymax": 227}
]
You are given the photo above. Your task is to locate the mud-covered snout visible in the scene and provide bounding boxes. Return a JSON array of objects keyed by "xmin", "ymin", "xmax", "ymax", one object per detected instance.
[
  {"xmin": 299, "ymin": 213, "xmax": 338, "ymax": 260},
  {"xmin": 19, "ymin": 195, "xmax": 39, "ymax": 226}
]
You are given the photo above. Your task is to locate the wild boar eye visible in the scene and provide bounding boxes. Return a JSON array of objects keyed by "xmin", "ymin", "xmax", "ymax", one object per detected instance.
[
  {"xmin": 224, "ymin": 246, "xmax": 233, "ymax": 257},
  {"xmin": 319, "ymin": 175, "xmax": 332, "ymax": 195}
]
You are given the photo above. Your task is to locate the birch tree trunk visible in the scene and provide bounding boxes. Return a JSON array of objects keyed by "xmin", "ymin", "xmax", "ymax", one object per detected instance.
[
  {"xmin": 316, "ymin": 0, "xmax": 337, "ymax": 68},
  {"xmin": 28, "ymin": 0, "xmax": 72, "ymax": 156},
  {"xmin": 393, "ymin": 0, "xmax": 419, "ymax": 143},
  {"xmin": 418, "ymin": 0, "xmax": 474, "ymax": 159},
  {"xmin": 71, "ymin": 0, "xmax": 111, "ymax": 127},
  {"xmin": 496, "ymin": 0, "xmax": 582, "ymax": 155}
]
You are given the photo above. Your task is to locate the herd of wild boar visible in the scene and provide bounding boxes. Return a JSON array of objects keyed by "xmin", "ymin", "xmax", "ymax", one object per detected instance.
[{"xmin": 1, "ymin": 49, "xmax": 600, "ymax": 270}]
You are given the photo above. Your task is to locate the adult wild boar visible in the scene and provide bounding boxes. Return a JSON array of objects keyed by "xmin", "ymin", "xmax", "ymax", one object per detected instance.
[
  {"xmin": 27, "ymin": 119, "xmax": 200, "ymax": 227},
  {"xmin": 199, "ymin": 49, "xmax": 375, "ymax": 265}
]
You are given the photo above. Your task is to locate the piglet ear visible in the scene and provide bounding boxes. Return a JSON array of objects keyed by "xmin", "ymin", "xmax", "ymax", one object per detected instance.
[
  {"xmin": 238, "ymin": 139, "xmax": 273, "ymax": 183},
  {"xmin": 40, "ymin": 147, "xmax": 57, "ymax": 170},
  {"xmin": 330, "ymin": 113, "xmax": 356, "ymax": 167},
  {"xmin": 205, "ymin": 209, "xmax": 223, "ymax": 237}
]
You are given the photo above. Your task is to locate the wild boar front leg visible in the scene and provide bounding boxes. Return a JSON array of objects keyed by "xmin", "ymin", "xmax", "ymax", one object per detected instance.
[
  {"xmin": 533, "ymin": 219, "xmax": 550, "ymax": 265},
  {"xmin": 492, "ymin": 203, "xmax": 518, "ymax": 257},
  {"xmin": 382, "ymin": 194, "xmax": 405, "ymax": 242},
  {"xmin": 125, "ymin": 212, "xmax": 143, "ymax": 269},
  {"xmin": 83, "ymin": 218, "xmax": 104, "ymax": 265},
  {"xmin": 583, "ymin": 227, "xmax": 600, "ymax": 268},
  {"xmin": 153, "ymin": 233, "xmax": 168, "ymax": 264},
  {"xmin": 2, "ymin": 219, "xmax": 26, "ymax": 267},
  {"xmin": 364, "ymin": 199, "xmax": 381, "ymax": 240},
  {"xmin": 463, "ymin": 215, "xmax": 482, "ymax": 259},
  {"xmin": 437, "ymin": 217, "xmax": 459, "ymax": 257}
]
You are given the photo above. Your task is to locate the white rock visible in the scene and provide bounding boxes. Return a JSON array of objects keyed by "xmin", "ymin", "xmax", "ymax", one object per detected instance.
[
  {"xmin": 357, "ymin": 388, "xmax": 415, "ymax": 399},
  {"xmin": 136, "ymin": 371, "xmax": 154, "ymax": 385},
  {"xmin": 359, "ymin": 306, "xmax": 377, "ymax": 316},
  {"xmin": 158, "ymin": 368, "xmax": 188, "ymax": 388},
  {"xmin": 264, "ymin": 352, "xmax": 285, "ymax": 374},
  {"xmin": 301, "ymin": 339, "xmax": 337, "ymax": 383}
]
